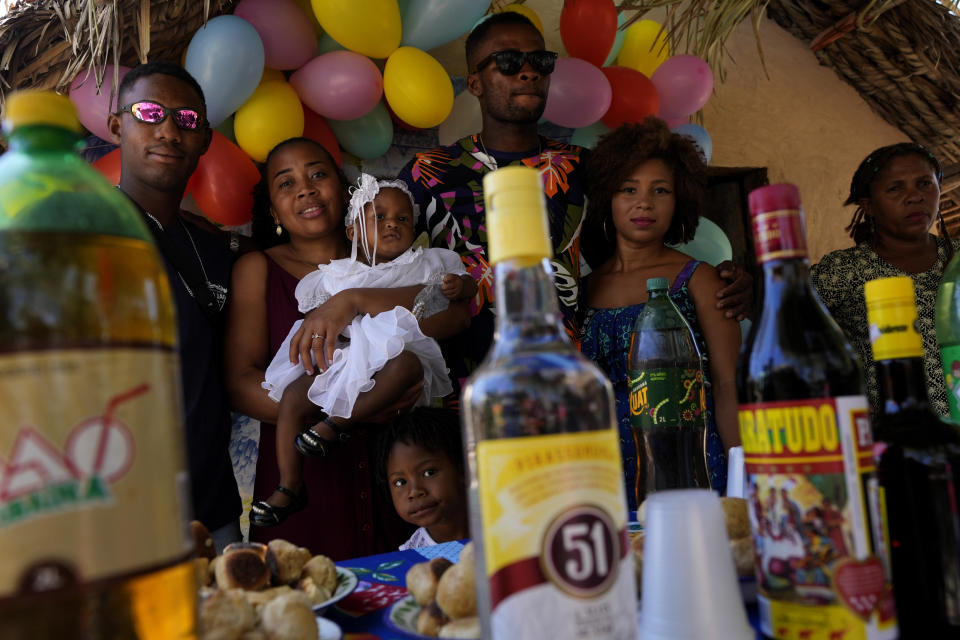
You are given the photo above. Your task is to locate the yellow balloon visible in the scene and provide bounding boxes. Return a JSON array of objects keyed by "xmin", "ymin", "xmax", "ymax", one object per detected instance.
[
  {"xmin": 500, "ymin": 4, "xmax": 544, "ymax": 36},
  {"xmin": 234, "ymin": 81, "xmax": 305, "ymax": 163},
  {"xmin": 310, "ymin": 0, "xmax": 400, "ymax": 59},
  {"xmin": 616, "ymin": 20, "xmax": 670, "ymax": 78},
  {"xmin": 384, "ymin": 46, "xmax": 454, "ymax": 130},
  {"xmin": 260, "ymin": 68, "xmax": 286, "ymax": 85}
]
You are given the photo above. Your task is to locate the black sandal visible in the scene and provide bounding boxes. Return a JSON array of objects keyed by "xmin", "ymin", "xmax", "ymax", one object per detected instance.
[
  {"xmin": 249, "ymin": 484, "xmax": 307, "ymax": 527},
  {"xmin": 294, "ymin": 416, "xmax": 350, "ymax": 458}
]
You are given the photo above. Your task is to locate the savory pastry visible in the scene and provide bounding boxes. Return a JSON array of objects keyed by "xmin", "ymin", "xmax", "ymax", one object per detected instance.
[
  {"xmin": 438, "ymin": 616, "xmax": 481, "ymax": 639},
  {"xmin": 436, "ymin": 543, "xmax": 476, "ymax": 620},
  {"xmin": 259, "ymin": 591, "xmax": 318, "ymax": 640},
  {"xmin": 199, "ymin": 588, "xmax": 258, "ymax": 640},
  {"xmin": 223, "ymin": 542, "xmax": 268, "ymax": 560},
  {"xmin": 301, "ymin": 554, "xmax": 337, "ymax": 594},
  {"xmin": 215, "ymin": 548, "xmax": 270, "ymax": 591},
  {"xmin": 406, "ymin": 557, "xmax": 453, "ymax": 607},
  {"xmin": 416, "ymin": 600, "xmax": 450, "ymax": 636},
  {"xmin": 191, "ymin": 520, "xmax": 217, "ymax": 560},
  {"xmin": 242, "ymin": 586, "xmax": 294, "ymax": 612},
  {"xmin": 195, "ymin": 557, "xmax": 212, "ymax": 588},
  {"xmin": 296, "ymin": 575, "xmax": 333, "ymax": 606},
  {"xmin": 265, "ymin": 539, "xmax": 312, "ymax": 585}
]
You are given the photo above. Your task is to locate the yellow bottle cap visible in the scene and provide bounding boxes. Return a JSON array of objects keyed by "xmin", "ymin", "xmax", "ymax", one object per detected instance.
[
  {"xmin": 864, "ymin": 276, "xmax": 922, "ymax": 360},
  {"xmin": 3, "ymin": 90, "xmax": 82, "ymax": 135},
  {"xmin": 482, "ymin": 166, "xmax": 552, "ymax": 264}
]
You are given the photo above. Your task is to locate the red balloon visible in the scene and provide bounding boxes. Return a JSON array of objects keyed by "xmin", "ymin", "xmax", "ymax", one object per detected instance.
[
  {"xmin": 92, "ymin": 148, "xmax": 122, "ymax": 185},
  {"xmin": 191, "ymin": 131, "xmax": 259, "ymax": 226},
  {"xmin": 559, "ymin": 0, "xmax": 618, "ymax": 68},
  {"xmin": 600, "ymin": 66, "xmax": 659, "ymax": 129},
  {"xmin": 302, "ymin": 107, "xmax": 343, "ymax": 167}
]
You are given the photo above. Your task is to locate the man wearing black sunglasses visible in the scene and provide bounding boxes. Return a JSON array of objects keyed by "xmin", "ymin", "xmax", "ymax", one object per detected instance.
[{"xmin": 106, "ymin": 61, "xmax": 242, "ymax": 550}]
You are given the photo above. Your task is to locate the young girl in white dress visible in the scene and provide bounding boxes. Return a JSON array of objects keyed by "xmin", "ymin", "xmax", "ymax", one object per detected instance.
[{"xmin": 251, "ymin": 174, "xmax": 476, "ymax": 526}]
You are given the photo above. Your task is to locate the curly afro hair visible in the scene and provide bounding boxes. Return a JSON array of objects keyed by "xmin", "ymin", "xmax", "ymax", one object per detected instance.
[{"xmin": 582, "ymin": 116, "xmax": 707, "ymax": 270}]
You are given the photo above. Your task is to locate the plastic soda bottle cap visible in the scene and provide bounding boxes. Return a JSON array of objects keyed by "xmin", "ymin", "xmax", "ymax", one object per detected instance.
[
  {"xmin": 865, "ymin": 276, "xmax": 922, "ymax": 360},
  {"xmin": 647, "ymin": 277, "xmax": 669, "ymax": 291},
  {"xmin": 3, "ymin": 90, "xmax": 82, "ymax": 135},
  {"xmin": 748, "ymin": 183, "xmax": 800, "ymax": 215},
  {"xmin": 483, "ymin": 166, "xmax": 552, "ymax": 265}
]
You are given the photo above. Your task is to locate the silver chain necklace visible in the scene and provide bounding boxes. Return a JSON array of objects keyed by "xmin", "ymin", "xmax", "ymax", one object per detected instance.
[{"xmin": 142, "ymin": 211, "xmax": 209, "ymax": 298}]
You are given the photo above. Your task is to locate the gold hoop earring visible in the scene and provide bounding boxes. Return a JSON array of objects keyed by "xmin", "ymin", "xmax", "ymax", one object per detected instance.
[{"xmin": 603, "ymin": 219, "xmax": 610, "ymax": 238}]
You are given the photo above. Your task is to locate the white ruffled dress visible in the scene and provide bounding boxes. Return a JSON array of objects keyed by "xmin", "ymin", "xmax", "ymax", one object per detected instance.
[{"xmin": 262, "ymin": 247, "xmax": 463, "ymax": 418}]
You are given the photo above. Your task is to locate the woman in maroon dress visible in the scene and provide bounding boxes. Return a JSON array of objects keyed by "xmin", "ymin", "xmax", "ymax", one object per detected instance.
[{"xmin": 224, "ymin": 138, "xmax": 469, "ymax": 558}]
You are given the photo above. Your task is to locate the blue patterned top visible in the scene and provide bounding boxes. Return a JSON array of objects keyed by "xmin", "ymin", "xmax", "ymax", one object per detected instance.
[{"xmin": 581, "ymin": 259, "xmax": 727, "ymax": 510}]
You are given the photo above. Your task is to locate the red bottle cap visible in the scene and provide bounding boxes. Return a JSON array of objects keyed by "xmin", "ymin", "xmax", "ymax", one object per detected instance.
[
  {"xmin": 748, "ymin": 183, "xmax": 807, "ymax": 263},
  {"xmin": 749, "ymin": 183, "xmax": 801, "ymax": 214}
]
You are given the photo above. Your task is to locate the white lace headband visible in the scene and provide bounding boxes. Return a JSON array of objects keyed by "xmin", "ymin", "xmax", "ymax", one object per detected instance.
[{"xmin": 345, "ymin": 173, "xmax": 420, "ymax": 265}]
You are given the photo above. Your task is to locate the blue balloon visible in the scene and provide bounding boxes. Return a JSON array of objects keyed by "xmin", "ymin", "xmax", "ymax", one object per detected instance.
[
  {"xmin": 328, "ymin": 102, "xmax": 394, "ymax": 159},
  {"xmin": 603, "ymin": 12, "xmax": 628, "ymax": 67},
  {"xmin": 668, "ymin": 217, "xmax": 732, "ymax": 267},
  {"xmin": 672, "ymin": 123, "xmax": 713, "ymax": 164},
  {"xmin": 185, "ymin": 15, "xmax": 264, "ymax": 127},
  {"xmin": 401, "ymin": 0, "xmax": 491, "ymax": 51},
  {"xmin": 570, "ymin": 121, "xmax": 610, "ymax": 149}
]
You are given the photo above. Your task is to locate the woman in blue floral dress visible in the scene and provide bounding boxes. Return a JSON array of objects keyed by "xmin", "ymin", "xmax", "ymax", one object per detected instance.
[{"xmin": 579, "ymin": 118, "xmax": 742, "ymax": 510}]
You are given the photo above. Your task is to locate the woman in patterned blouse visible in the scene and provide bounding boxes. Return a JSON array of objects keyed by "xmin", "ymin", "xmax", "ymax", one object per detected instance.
[{"xmin": 811, "ymin": 143, "xmax": 956, "ymax": 418}]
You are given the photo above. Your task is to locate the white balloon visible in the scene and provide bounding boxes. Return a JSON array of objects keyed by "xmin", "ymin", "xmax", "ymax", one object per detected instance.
[{"xmin": 437, "ymin": 90, "xmax": 482, "ymax": 146}]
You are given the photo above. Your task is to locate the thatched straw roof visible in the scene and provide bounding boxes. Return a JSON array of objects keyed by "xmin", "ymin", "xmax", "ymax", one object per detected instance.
[{"xmin": 0, "ymin": 0, "xmax": 957, "ymax": 230}]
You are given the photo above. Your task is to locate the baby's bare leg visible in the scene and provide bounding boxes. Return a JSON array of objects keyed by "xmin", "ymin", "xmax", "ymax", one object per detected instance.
[{"xmin": 269, "ymin": 375, "xmax": 324, "ymax": 507}]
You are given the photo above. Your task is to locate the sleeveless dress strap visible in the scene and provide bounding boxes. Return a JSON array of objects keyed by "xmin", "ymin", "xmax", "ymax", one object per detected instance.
[{"xmin": 670, "ymin": 259, "xmax": 702, "ymax": 294}]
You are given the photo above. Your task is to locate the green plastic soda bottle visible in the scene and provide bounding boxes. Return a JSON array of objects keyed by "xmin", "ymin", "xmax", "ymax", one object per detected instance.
[
  {"xmin": 0, "ymin": 90, "xmax": 197, "ymax": 638},
  {"xmin": 935, "ymin": 254, "xmax": 960, "ymax": 424}
]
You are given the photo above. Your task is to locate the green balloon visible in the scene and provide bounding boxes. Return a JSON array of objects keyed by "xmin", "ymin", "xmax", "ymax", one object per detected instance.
[{"xmin": 328, "ymin": 102, "xmax": 394, "ymax": 160}]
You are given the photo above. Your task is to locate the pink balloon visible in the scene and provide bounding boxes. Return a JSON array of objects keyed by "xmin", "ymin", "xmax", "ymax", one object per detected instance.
[
  {"xmin": 651, "ymin": 55, "xmax": 714, "ymax": 119},
  {"xmin": 663, "ymin": 115, "xmax": 689, "ymax": 129},
  {"xmin": 542, "ymin": 57, "xmax": 612, "ymax": 129},
  {"xmin": 233, "ymin": 0, "xmax": 316, "ymax": 70},
  {"xmin": 290, "ymin": 51, "xmax": 383, "ymax": 121},
  {"xmin": 69, "ymin": 65, "xmax": 130, "ymax": 140}
]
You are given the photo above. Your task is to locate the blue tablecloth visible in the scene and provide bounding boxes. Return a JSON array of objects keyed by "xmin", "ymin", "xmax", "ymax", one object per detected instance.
[{"xmin": 328, "ymin": 541, "xmax": 766, "ymax": 639}]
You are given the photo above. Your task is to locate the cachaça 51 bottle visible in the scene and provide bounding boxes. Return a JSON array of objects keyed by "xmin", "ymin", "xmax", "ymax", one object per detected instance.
[
  {"xmin": 628, "ymin": 276, "xmax": 709, "ymax": 509},
  {"xmin": 0, "ymin": 91, "xmax": 196, "ymax": 637},
  {"xmin": 461, "ymin": 166, "xmax": 638, "ymax": 640},
  {"xmin": 865, "ymin": 276, "xmax": 960, "ymax": 636},
  {"xmin": 737, "ymin": 183, "xmax": 897, "ymax": 640}
]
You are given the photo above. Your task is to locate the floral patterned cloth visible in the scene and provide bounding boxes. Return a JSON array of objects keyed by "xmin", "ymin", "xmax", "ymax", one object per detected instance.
[
  {"xmin": 580, "ymin": 259, "xmax": 727, "ymax": 511},
  {"xmin": 398, "ymin": 134, "xmax": 587, "ymax": 391},
  {"xmin": 810, "ymin": 236, "xmax": 960, "ymax": 418}
]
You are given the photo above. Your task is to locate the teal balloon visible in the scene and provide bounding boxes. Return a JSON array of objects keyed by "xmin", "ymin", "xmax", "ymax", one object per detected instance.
[
  {"xmin": 328, "ymin": 102, "xmax": 394, "ymax": 159},
  {"xmin": 672, "ymin": 122, "xmax": 713, "ymax": 164},
  {"xmin": 570, "ymin": 121, "xmax": 610, "ymax": 149},
  {"xmin": 317, "ymin": 31, "xmax": 346, "ymax": 55},
  {"xmin": 668, "ymin": 217, "xmax": 732, "ymax": 267},
  {"xmin": 401, "ymin": 0, "xmax": 491, "ymax": 51},
  {"xmin": 214, "ymin": 114, "xmax": 236, "ymax": 144},
  {"xmin": 603, "ymin": 13, "xmax": 628, "ymax": 67}
]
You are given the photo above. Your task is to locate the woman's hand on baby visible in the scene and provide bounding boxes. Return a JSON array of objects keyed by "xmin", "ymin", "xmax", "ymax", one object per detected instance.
[
  {"xmin": 289, "ymin": 291, "xmax": 359, "ymax": 373},
  {"xmin": 714, "ymin": 260, "xmax": 753, "ymax": 321}
]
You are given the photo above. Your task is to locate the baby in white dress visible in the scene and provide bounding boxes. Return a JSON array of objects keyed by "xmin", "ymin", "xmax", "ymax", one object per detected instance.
[{"xmin": 251, "ymin": 174, "xmax": 476, "ymax": 526}]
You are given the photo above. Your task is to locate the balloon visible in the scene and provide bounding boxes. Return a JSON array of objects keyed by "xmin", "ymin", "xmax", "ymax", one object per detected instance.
[
  {"xmin": 292, "ymin": 0, "xmax": 324, "ymax": 36},
  {"xmin": 92, "ymin": 148, "xmax": 122, "ymax": 185},
  {"xmin": 233, "ymin": 0, "xmax": 316, "ymax": 70},
  {"xmin": 383, "ymin": 46, "xmax": 453, "ymax": 129},
  {"xmin": 310, "ymin": 0, "xmax": 401, "ymax": 59},
  {"xmin": 260, "ymin": 68, "xmax": 286, "ymax": 85},
  {"xmin": 651, "ymin": 54, "xmax": 713, "ymax": 119},
  {"xmin": 662, "ymin": 115, "xmax": 688, "ymax": 129},
  {"xmin": 302, "ymin": 107, "xmax": 342, "ymax": 167},
  {"xmin": 401, "ymin": 0, "xmax": 490, "ymax": 51},
  {"xmin": 192, "ymin": 131, "xmax": 260, "ymax": 226},
  {"xmin": 234, "ymin": 81, "xmax": 305, "ymax": 162},
  {"xmin": 317, "ymin": 31, "xmax": 346, "ymax": 54},
  {"xmin": 437, "ymin": 90, "xmax": 481, "ymax": 146},
  {"xmin": 600, "ymin": 66, "xmax": 659, "ymax": 129},
  {"xmin": 672, "ymin": 123, "xmax": 712, "ymax": 164},
  {"xmin": 214, "ymin": 114, "xmax": 237, "ymax": 143},
  {"xmin": 542, "ymin": 57, "xmax": 611, "ymax": 129},
  {"xmin": 290, "ymin": 51, "xmax": 383, "ymax": 120},
  {"xmin": 602, "ymin": 12, "xmax": 627, "ymax": 67},
  {"xmin": 500, "ymin": 3, "xmax": 544, "ymax": 35},
  {"xmin": 668, "ymin": 217, "xmax": 732, "ymax": 266},
  {"xmin": 569, "ymin": 120, "xmax": 609, "ymax": 149},
  {"xmin": 185, "ymin": 15, "xmax": 265, "ymax": 126},
  {"xmin": 616, "ymin": 20, "xmax": 670, "ymax": 77},
  {"xmin": 559, "ymin": 0, "xmax": 618, "ymax": 68},
  {"xmin": 69, "ymin": 65, "xmax": 130, "ymax": 141},
  {"xmin": 328, "ymin": 102, "xmax": 394, "ymax": 159}
]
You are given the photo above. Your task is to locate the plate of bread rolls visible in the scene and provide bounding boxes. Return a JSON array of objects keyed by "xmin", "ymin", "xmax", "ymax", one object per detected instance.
[{"xmin": 385, "ymin": 542, "xmax": 480, "ymax": 639}]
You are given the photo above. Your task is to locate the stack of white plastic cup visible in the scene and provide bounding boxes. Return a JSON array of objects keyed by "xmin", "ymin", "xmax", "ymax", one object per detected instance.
[
  {"xmin": 726, "ymin": 446, "xmax": 746, "ymax": 498},
  {"xmin": 639, "ymin": 489, "xmax": 753, "ymax": 640}
]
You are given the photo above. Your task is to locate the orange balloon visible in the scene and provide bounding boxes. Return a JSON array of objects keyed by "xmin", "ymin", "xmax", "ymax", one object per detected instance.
[
  {"xmin": 302, "ymin": 107, "xmax": 342, "ymax": 167},
  {"xmin": 191, "ymin": 131, "xmax": 259, "ymax": 226},
  {"xmin": 600, "ymin": 66, "xmax": 659, "ymax": 129},
  {"xmin": 92, "ymin": 148, "xmax": 122, "ymax": 185}
]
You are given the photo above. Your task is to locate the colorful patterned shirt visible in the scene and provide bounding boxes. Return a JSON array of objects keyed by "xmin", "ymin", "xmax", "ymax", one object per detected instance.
[{"xmin": 398, "ymin": 134, "xmax": 588, "ymax": 389}]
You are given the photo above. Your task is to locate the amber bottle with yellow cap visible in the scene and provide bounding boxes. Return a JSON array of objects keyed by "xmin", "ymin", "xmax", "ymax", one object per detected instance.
[
  {"xmin": 0, "ymin": 91, "xmax": 196, "ymax": 637},
  {"xmin": 865, "ymin": 276, "xmax": 960, "ymax": 637},
  {"xmin": 461, "ymin": 166, "xmax": 637, "ymax": 639}
]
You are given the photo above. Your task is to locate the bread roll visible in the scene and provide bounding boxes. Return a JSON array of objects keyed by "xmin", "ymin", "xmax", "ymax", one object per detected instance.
[
  {"xmin": 260, "ymin": 591, "xmax": 318, "ymax": 640},
  {"xmin": 721, "ymin": 497, "xmax": 751, "ymax": 540},
  {"xmin": 301, "ymin": 554, "xmax": 337, "ymax": 594},
  {"xmin": 296, "ymin": 576, "xmax": 332, "ymax": 607},
  {"xmin": 406, "ymin": 558, "xmax": 453, "ymax": 606},
  {"xmin": 242, "ymin": 586, "xmax": 293, "ymax": 612},
  {"xmin": 199, "ymin": 588, "xmax": 258, "ymax": 640},
  {"xmin": 416, "ymin": 600, "xmax": 449, "ymax": 636},
  {"xmin": 195, "ymin": 557, "xmax": 212, "ymax": 588},
  {"xmin": 438, "ymin": 616, "xmax": 481, "ymax": 638},
  {"xmin": 215, "ymin": 549, "xmax": 270, "ymax": 591},
  {"xmin": 729, "ymin": 535, "xmax": 756, "ymax": 577},
  {"xmin": 265, "ymin": 539, "xmax": 312, "ymax": 585},
  {"xmin": 190, "ymin": 520, "xmax": 217, "ymax": 560},
  {"xmin": 436, "ymin": 546, "xmax": 476, "ymax": 620},
  {"xmin": 223, "ymin": 542, "xmax": 268, "ymax": 560}
]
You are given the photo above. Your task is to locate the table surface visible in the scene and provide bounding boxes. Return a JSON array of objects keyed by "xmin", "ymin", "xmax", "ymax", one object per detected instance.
[{"xmin": 328, "ymin": 541, "xmax": 766, "ymax": 639}]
